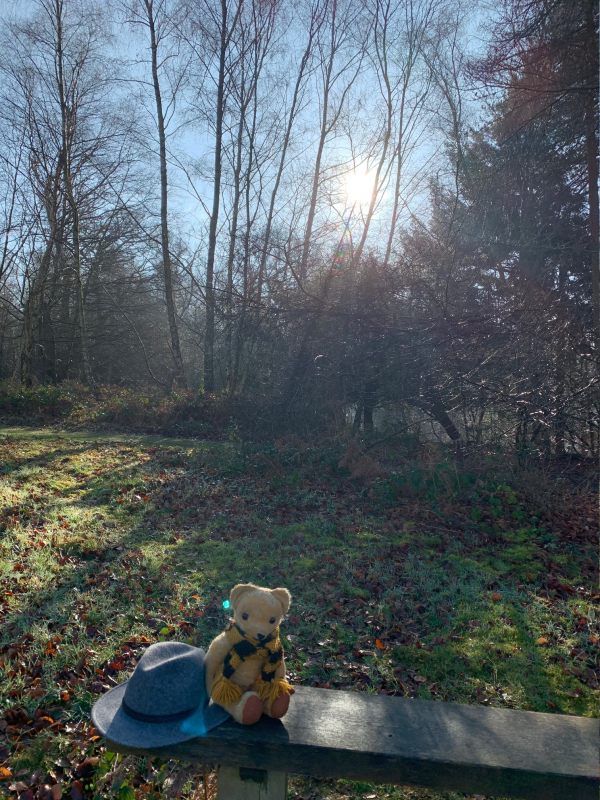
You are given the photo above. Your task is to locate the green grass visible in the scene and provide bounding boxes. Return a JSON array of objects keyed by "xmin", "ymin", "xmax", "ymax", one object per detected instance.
[{"xmin": 0, "ymin": 428, "xmax": 597, "ymax": 800}]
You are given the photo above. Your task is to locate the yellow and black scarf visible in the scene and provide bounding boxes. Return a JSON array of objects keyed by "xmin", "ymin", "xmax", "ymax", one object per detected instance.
[{"xmin": 211, "ymin": 622, "xmax": 293, "ymax": 706}]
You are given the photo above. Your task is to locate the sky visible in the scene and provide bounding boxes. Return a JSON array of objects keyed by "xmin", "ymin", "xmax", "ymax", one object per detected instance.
[{"xmin": 0, "ymin": 0, "xmax": 500, "ymax": 263}]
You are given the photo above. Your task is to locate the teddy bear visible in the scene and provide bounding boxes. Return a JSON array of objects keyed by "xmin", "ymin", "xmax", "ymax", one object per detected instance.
[{"xmin": 204, "ymin": 583, "xmax": 294, "ymax": 725}]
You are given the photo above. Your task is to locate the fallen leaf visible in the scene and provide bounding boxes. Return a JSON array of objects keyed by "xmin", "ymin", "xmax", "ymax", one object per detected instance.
[
  {"xmin": 0, "ymin": 767, "xmax": 12, "ymax": 780},
  {"xmin": 75, "ymin": 757, "xmax": 99, "ymax": 778},
  {"xmin": 374, "ymin": 639, "xmax": 385, "ymax": 651},
  {"xmin": 536, "ymin": 636, "xmax": 549, "ymax": 646},
  {"xmin": 490, "ymin": 592, "xmax": 502, "ymax": 602},
  {"xmin": 34, "ymin": 715, "xmax": 55, "ymax": 729},
  {"xmin": 70, "ymin": 780, "xmax": 84, "ymax": 800}
]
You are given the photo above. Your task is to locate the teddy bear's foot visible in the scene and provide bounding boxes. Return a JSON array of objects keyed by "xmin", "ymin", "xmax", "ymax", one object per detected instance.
[
  {"xmin": 265, "ymin": 691, "xmax": 290, "ymax": 719},
  {"xmin": 233, "ymin": 692, "xmax": 263, "ymax": 725}
]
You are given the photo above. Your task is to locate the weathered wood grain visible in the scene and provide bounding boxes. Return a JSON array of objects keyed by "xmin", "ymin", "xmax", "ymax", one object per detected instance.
[{"xmin": 104, "ymin": 686, "xmax": 599, "ymax": 800}]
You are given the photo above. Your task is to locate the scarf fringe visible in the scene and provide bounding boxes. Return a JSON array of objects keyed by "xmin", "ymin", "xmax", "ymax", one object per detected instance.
[
  {"xmin": 256, "ymin": 677, "xmax": 294, "ymax": 704},
  {"xmin": 211, "ymin": 676, "xmax": 243, "ymax": 706},
  {"xmin": 212, "ymin": 675, "xmax": 293, "ymax": 707}
]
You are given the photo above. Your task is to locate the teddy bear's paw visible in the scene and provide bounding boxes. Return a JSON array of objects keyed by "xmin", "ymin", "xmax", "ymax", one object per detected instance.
[
  {"xmin": 240, "ymin": 692, "xmax": 263, "ymax": 725},
  {"xmin": 266, "ymin": 692, "xmax": 290, "ymax": 719}
]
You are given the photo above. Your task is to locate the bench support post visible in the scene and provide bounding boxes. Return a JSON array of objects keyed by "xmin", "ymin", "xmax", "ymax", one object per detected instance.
[{"xmin": 216, "ymin": 766, "xmax": 287, "ymax": 799}]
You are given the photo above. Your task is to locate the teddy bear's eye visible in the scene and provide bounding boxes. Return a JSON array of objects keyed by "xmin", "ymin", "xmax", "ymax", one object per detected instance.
[
  {"xmin": 242, "ymin": 612, "xmax": 249, "ymax": 621},
  {"xmin": 269, "ymin": 617, "xmax": 276, "ymax": 624}
]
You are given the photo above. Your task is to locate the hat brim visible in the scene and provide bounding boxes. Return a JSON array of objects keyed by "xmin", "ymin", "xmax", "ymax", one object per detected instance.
[{"xmin": 92, "ymin": 681, "xmax": 231, "ymax": 749}]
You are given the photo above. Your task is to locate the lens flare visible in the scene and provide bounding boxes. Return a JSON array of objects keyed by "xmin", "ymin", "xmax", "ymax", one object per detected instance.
[{"xmin": 345, "ymin": 168, "xmax": 376, "ymax": 210}]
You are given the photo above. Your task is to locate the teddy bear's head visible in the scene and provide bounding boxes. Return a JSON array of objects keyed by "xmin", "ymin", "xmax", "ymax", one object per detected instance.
[{"xmin": 229, "ymin": 583, "xmax": 291, "ymax": 642}]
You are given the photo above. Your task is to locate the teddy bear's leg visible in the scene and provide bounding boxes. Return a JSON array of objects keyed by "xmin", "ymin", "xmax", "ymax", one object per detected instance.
[
  {"xmin": 262, "ymin": 658, "xmax": 292, "ymax": 719},
  {"xmin": 225, "ymin": 691, "xmax": 263, "ymax": 725},
  {"xmin": 263, "ymin": 692, "xmax": 290, "ymax": 719}
]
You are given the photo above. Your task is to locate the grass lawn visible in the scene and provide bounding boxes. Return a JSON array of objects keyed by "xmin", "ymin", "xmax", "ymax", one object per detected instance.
[{"xmin": 0, "ymin": 428, "xmax": 597, "ymax": 800}]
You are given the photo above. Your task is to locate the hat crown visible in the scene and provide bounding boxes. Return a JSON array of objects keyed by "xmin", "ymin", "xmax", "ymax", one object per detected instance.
[{"xmin": 124, "ymin": 642, "xmax": 204, "ymax": 718}]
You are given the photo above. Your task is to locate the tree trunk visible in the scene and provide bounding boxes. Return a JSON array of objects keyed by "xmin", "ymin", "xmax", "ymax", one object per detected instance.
[
  {"xmin": 20, "ymin": 168, "xmax": 61, "ymax": 385},
  {"xmin": 384, "ymin": 77, "xmax": 408, "ymax": 269},
  {"xmin": 362, "ymin": 379, "xmax": 377, "ymax": 432},
  {"xmin": 256, "ymin": 6, "xmax": 322, "ymax": 301},
  {"xmin": 146, "ymin": 0, "xmax": 186, "ymax": 389},
  {"xmin": 415, "ymin": 390, "xmax": 462, "ymax": 445},
  {"xmin": 55, "ymin": 0, "xmax": 93, "ymax": 387},
  {"xmin": 204, "ymin": 0, "xmax": 230, "ymax": 393},
  {"xmin": 225, "ymin": 29, "xmax": 249, "ymax": 392},
  {"xmin": 353, "ymin": 0, "xmax": 393, "ymax": 267},
  {"xmin": 298, "ymin": 1, "xmax": 343, "ymax": 284},
  {"xmin": 585, "ymin": 92, "xmax": 599, "ymax": 347}
]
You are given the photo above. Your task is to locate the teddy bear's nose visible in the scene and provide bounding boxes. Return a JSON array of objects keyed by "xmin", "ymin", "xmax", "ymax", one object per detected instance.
[{"xmin": 257, "ymin": 633, "xmax": 266, "ymax": 640}]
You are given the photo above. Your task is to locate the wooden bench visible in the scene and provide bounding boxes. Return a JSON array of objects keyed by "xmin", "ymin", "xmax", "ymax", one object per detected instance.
[{"xmin": 104, "ymin": 686, "xmax": 599, "ymax": 800}]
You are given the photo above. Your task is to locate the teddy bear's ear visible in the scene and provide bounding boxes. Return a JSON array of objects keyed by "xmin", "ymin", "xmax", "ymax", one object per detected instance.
[
  {"xmin": 230, "ymin": 583, "xmax": 256, "ymax": 609},
  {"xmin": 271, "ymin": 587, "xmax": 291, "ymax": 615}
]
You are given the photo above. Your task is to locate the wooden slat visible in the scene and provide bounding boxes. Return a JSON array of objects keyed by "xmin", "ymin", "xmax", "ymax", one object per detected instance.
[{"xmin": 104, "ymin": 686, "xmax": 599, "ymax": 800}]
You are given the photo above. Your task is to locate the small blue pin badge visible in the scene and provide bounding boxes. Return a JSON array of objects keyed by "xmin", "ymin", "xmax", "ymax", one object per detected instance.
[{"xmin": 222, "ymin": 599, "xmax": 231, "ymax": 610}]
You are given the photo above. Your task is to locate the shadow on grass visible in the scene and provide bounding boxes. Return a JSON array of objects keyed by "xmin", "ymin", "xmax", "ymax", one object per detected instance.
[
  {"xmin": 0, "ymin": 431, "xmax": 590, "ymax": 727},
  {"xmin": 0, "ymin": 442, "xmax": 92, "ymax": 477},
  {"xmin": 0, "ymin": 424, "xmax": 224, "ymax": 449}
]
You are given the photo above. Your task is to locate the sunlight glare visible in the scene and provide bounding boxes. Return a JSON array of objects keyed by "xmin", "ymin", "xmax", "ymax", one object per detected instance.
[{"xmin": 345, "ymin": 168, "xmax": 376, "ymax": 211}]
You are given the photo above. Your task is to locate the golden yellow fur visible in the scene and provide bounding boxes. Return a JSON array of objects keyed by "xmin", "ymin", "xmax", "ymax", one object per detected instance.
[{"xmin": 204, "ymin": 583, "xmax": 292, "ymax": 725}]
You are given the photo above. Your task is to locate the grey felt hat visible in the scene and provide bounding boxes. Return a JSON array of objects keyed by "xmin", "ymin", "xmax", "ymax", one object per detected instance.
[{"xmin": 91, "ymin": 641, "xmax": 230, "ymax": 747}]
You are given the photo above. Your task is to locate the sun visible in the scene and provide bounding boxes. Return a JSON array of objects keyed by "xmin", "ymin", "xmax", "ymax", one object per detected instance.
[{"xmin": 344, "ymin": 168, "xmax": 377, "ymax": 211}]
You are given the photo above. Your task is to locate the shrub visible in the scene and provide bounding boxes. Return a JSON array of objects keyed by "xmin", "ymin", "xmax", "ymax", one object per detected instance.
[
  {"xmin": 0, "ymin": 380, "xmax": 88, "ymax": 420},
  {"xmin": 0, "ymin": 381, "xmax": 277, "ymax": 440}
]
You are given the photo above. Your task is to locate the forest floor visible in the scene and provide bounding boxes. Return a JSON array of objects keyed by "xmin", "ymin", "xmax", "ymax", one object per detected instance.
[{"xmin": 0, "ymin": 427, "xmax": 597, "ymax": 800}]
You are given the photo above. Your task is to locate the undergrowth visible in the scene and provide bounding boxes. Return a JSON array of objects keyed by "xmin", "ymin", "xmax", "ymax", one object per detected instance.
[{"xmin": 0, "ymin": 381, "xmax": 270, "ymax": 440}]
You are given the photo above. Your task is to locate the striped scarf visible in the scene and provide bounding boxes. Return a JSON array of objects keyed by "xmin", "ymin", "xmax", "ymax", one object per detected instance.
[{"xmin": 210, "ymin": 622, "xmax": 293, "ymax": 706}]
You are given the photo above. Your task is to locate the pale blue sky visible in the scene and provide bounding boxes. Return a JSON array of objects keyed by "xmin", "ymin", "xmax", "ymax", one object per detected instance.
[{"xmin": 0, "ymin": 0, "xmax": 499, "ymax": 261}]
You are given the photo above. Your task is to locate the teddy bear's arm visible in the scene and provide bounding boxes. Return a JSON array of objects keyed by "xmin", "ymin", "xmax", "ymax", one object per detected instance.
[{"xmin": 204, "ymin": 632, "xmax": 232, "ymax": 694}]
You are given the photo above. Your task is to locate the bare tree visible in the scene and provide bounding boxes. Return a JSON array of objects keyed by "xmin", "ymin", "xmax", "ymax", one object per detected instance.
[
  {"xmin": 182, "ymin": 0, "xmax": 244, "ymax": 392},
  {"xmin": 381, "ymin": 0, "xmax": 436, "ymax": 268},
  {"xmin": 53, "ymin": 0, "xmax": 95, "ymax": 385},
  {"xmin": 0, "ymin": 6, "xmax": 68, "ymax": 384},
  {"xmin": 255, "ymin": 0, "xmax": 327, "ymax": 303},
  {"xmin": 126, "ymin": 0, "xmax": 187, "ymax": 388},
  {"xmin": 298, "ymin": 0, "xmax": 364, "ymax": 283},
  {"xmin": 223, "ymin": 0, "xmax": 278, "ymax": 389},
  {"xmin": 0, "ymin": 0, "xmax": 143, "ymax": 384}
]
